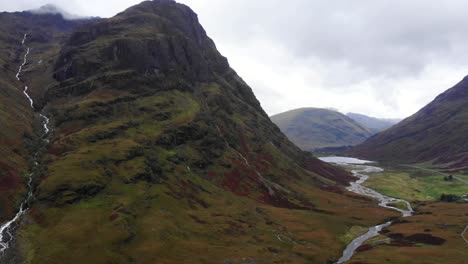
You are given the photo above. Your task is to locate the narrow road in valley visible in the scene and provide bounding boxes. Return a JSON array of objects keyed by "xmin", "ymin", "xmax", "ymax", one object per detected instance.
[
  {"xmin": 0, "ymin": 33, "xmax": 50, "ymax": 254},
  {"xmin": 320, "ymin": 157, "xmax": 413, "ymax": 264}
]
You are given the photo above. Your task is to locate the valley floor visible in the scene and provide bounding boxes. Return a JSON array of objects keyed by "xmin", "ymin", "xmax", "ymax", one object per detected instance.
[{"xmin": 346, "ymin": 164, "xmax": 468, "ymax": 263}]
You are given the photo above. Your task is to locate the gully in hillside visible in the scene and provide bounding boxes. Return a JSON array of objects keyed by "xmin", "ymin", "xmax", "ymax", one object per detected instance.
[{"xmin": 0, "ymin": 34, "xmax": 50, "ymax": 254}]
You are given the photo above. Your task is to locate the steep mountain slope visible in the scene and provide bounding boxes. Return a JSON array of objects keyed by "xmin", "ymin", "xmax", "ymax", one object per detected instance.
[
  {"xmin": 347, "ymin": 112, "xmax": 400, "ymax": 134},
  {"xmin": 271, "ymin": 108, "xmax": 374, "ymax": 151},
  {"xmin": 353, "ymin": 76, "xmax": 468, "ymax": 171},
  {"xmin": 0, "ymin": 1, "xmax": 398, "ymax": 263},
  {"xmin": 0, "ymin": 9, "xmax": 88, "ymax": 222}
]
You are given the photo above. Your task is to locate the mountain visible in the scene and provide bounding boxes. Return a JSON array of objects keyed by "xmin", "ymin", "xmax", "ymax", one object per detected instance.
[
  {"xmin": 271, "ymin": 108, "xmax": 374, "ymax": 151},
  {"xmin": 347, "ymin": 112, "xmax": 400, "ymax": 133},
  {"xmin": 0, "ymin": 8, "xmax": 88, "ymax": 223},
  {"xmin": 352, "ymin": 76, "xmax": 468, "ymax": 171},
  {"xmin": 0, "ymin": 1, "xmax": 397, "ymax": 263}
]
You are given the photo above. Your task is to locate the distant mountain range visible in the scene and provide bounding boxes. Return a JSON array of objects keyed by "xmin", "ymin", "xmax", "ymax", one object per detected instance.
[
  {"xmin": 352, "ymin": 76, "xmax": 468, "ymax": 171},
  {"xmin": 270, "ymin": 108, "xmax": 374, "ymax": 151},
  {"xmin": 347, "ymin": 113, "xmax": 400, "ymax": 134}
]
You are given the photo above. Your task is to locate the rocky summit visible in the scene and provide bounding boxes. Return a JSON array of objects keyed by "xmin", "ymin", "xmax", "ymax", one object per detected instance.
[{"xmin": 0, "ymin": 1, "xmax": 397, "ymax": 263}]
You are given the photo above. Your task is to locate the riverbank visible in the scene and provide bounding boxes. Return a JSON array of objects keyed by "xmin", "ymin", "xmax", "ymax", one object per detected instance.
[
  {"xmin": 320, "ymin": 157, "xmax": 414, "ymax": 263},
  {"xmin": 321, "ymin": 157, "xmax": 468, "ymax": 263}
]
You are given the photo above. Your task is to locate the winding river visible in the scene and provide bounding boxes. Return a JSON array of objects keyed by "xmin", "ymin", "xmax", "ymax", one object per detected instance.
[
  {"xmin": 0, "ymin": 34, "xmax": 50, "ymax": 254},
  {"xmin": 320, "ymin": 156, "xmax": 414, "ymax": 264}
]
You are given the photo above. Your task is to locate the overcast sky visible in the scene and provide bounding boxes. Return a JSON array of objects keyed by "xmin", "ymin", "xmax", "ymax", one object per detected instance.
[{"xmin": 2, "ymin": 0, "xmax": 468, "ymax": 118}]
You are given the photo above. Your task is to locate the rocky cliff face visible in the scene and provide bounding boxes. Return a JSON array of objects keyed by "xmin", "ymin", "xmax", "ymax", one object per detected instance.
[{"xmin": 0, "ymin": 1, "xmax": 397, "ymax": 263}]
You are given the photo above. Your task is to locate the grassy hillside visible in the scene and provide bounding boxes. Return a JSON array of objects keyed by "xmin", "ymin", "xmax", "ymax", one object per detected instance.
[
  {"xmin": 271, "ymin": 108, "xmax": 373, "ymax": 151},
  {"xmin": 352, "ymin": 76, "xmax": 468, "ymax": 171},
  {"xmin": 0, "ymin": 2, "xmax": 399, "ymax": 263}
]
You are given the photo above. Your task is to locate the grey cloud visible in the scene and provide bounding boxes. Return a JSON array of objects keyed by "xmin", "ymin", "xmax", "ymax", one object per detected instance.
[
  {"xmin": 29, "ymin": 4, "xmax": 86, "ymax": 20},
  {"xmin": 188, "ymin": 0, "xmax": 468, "ymax": 79},
  {"xmin": 1, "ymin": 0, "xmax": 468, "ymax": 118}
]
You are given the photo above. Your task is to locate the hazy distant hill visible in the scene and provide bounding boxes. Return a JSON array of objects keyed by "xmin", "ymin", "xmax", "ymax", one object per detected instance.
[
  {"xmin": 347, "ymin": 113, "xmax": 401, "ymax": 133},
  {"xmin": 271, "ymin": 108, "xmax": 373, "ymax": 151},
  {"xmin": 353, "ymin": 76, "xmax": 468, "ymax": 170}
]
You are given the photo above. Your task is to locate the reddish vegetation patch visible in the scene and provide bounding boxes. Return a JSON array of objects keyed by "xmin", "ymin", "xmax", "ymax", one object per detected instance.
[
  {"xmin": 392, "ymin": 219, "xmax": 410, "ymax": 225},
  {"xmin": 0, "ymin": 161, "xmax": 21, "ymax": 191},
  {"xmin": 356, "ymin": 244, "xmax": 374, "ymax": 252},
  {"xmin": 29, "ymin": 207, "xmax": 45, "ymax": 225},
  {"xmin": 302, "ymin": 158, "xmax": 355, "ymax": 185},
  {"xmin": 345, "ymin": 193, "xmax": 374, "ymax": 202},
  {"xmin": 320, "ymin": 185, "xmax": 344, "ymax": 194},
  {"xmin": 206, "ymin": 171, "xmax": 216, "ymax": 181},
  {"xmin": 47, "ymin": 143, "xmax": 68, "ymax": 156},
  {"xmin": 0, "ymin": 173, "xmax": 21, "ymax": 191},
  {"xmin": 221, "ymin": 159, "xmax": 262, "ymax": 196},
  {"xmin": 60, "ymin": 122, "xmax": 84, "ymax": 137},
  {"xmin": 221, "ymin": 169, "xmax": 251, "ymax": 196},
  {"xmin": 258, "ymin": 188, "xmax": 311, "ymax": 210},
  {"xmin": 255, "ymin": 159, "xmax": 270, "ymax": 174},
  {"xmin": 267, "ymin": 247, "xmax": 280, "ymax": 253},
  {"xmin": 109, "ymin": 213, "xmax": 119, "ymax": 221}
]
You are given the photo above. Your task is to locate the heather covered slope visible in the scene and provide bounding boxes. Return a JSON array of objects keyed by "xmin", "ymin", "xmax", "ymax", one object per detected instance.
[
  {"xmin": 271, "ymin": 108, "xmax": 373, "ymax": 151},
  {"xmin": 353, "ymin": 76, "xmax": 468, "ymax": 171},
  {"xmin": 0, "ymin": 1, "xmax": 399, "ymax": 263}
]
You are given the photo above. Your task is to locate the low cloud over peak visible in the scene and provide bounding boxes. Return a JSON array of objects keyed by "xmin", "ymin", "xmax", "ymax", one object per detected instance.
[
  {"xmin": 28, "ymin": 4, "xmax": 86, "ymax": 20},
  {"xmin": 2, "ymin": 0, "xmax": 468, "ymax": 119}
]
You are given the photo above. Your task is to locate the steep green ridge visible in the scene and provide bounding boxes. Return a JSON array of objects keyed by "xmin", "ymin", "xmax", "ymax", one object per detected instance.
[
  {"xmin": 0, "ymin": 1, "xmax": 399, "ymax": 263},
  {"xmin": 271, "ymin": 108, "xmax": 373, "ymax": 151},
  {"xmin": 353, "ymin": 76, "xmax": 468, "ymax": 171},
  {"xmin": 347, "ymin": 112, "xmax": 400, "ymax": 134}
]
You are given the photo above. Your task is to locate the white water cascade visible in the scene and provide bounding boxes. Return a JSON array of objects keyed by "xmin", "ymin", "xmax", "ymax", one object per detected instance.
[{"xmin": 0, "ymin": 33, "xmax": 50, "ymax": 254}]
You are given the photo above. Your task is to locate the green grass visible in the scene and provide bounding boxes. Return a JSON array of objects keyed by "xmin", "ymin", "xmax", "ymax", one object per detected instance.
[{"xmin": 363, "ymin": 166, "xmax": 468, "ymax": 202}]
